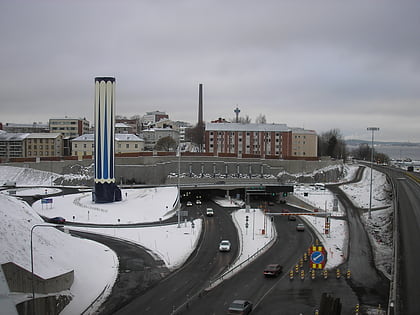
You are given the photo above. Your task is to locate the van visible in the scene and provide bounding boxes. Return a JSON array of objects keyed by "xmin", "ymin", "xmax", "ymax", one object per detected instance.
[{"xmin": 206, "ymin": 208, "xmax": 214, "ymax": 216}]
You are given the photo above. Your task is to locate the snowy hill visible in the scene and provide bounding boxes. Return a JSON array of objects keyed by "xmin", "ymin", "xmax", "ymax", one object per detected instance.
[{"xmin": 0, "ymin": 194, "xmax": 118, "ymax": 314}]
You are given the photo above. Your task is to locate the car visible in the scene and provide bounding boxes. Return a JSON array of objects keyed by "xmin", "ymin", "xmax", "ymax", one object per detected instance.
[
  {"xmin": 296, "ymin": 223, "xmax": 305, "ymax": 231},
  {"xmin": 268, "ymin": 201, "xmax": 274, "ymax": 206},
  {"xmin": 206, "ymin": 208, "xmax": 214, "ymax": 216},
  {"xmin": 219, "ymin": 240, "xmax": 231, "ymax": 252},
  {"xmin": 50, "ymin": 217, "xmax": 66, "ymax": 224},
  {"xmin": 186, "ymin": 201, "xmax": 193, "ymax": 207},
  {"xmin": 263, "ymin": 264, "xmax": 283, "ymax": 277},
  {"xmin": 227, "ymin": 299, "xmax": 253, "ymax": 314},
  {"xmin": 195, "ymin": 199, "xmax": 202, "ymax": 205},
  {"xmin": 288, "ymin": 215, "xmax": 297, "ymax": 221},
  {"xmin": 279, "ymin": 199, "xmax": 287, "ymax": 204}
]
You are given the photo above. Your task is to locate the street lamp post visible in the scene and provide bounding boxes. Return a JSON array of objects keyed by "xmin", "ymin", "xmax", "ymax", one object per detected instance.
[
  {"xmin": 30, "ymin": 224, "xmax": 63, "ymax": 314},
  {"xmin": 177, "ymin": 145, "xmax": 181, "ymax": 228},
  {"xmin": 367, "ymin": 127, "xmax": 379, "ymax": 219}
]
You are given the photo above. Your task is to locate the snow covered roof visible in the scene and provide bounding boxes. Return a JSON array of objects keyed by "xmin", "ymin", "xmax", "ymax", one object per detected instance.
[
  {"xmin": 0, "ymin": 133, "xmax": 30, "ymax": 141},
  {"xmin": 72, "ymin": 133, "xmax": 143, "ymax": 142},
  {"xmin": 205, "ymin": 122, "xmax": 290, "ymax": 132},
  {"xmin": 26, "ymin": 133, "xmax": 62, "ymax": 139},
  {"xmin": 115, "ymin": 123, "xmax": 130, "ymax": 128}
]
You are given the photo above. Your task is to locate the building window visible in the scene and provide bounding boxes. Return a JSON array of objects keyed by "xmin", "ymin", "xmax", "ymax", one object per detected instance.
[{"xmin": 126, "ymin": 144, "xmax": 129, "ymax": 149}]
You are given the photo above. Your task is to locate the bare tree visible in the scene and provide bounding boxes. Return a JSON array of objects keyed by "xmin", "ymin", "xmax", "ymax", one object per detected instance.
[
  {"xmin": 185, "ymin": 121, "xmax": 205, "ymax": 151},
  {"xmin": 318, "ymin": 129, "xmax": 346, "ymax": 159},
  {"xmin": 155, "ymin": 136, "xmax": 177, "ymax": 151},
  {"xmin": 255, "ymin": 114, "xmax": 267, "ymax": 124}
]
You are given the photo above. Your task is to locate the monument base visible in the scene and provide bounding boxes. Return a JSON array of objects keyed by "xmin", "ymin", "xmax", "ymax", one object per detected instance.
[{"xmin": 93, "ymin": 182, "xmax": 122, "ymax": 203}]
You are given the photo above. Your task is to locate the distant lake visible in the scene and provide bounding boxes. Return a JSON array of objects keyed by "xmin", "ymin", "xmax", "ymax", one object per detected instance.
[{"xmin": 347, "ymin": 144, "xmax": 420, "ymax": 161}]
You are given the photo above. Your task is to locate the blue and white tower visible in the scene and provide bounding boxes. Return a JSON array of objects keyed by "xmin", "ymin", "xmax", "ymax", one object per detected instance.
[{"xmin": 93, "ymin": 76, "xmax": 121, "ymax": 203}]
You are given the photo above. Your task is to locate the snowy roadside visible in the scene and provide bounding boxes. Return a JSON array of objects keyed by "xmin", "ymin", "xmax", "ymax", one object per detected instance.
[{"xmin": 292, "ymin": 164, "xmax": 393, "ymax": 276}]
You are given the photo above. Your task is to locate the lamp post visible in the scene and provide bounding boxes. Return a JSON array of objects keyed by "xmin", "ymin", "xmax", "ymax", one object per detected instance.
[
  {"xmin": 177, "ymin": 144, "xmax": 181, "ymax": 228},
  {"xmin": 30, "ymin": 224, "xmax": 63, "ymax": 314},
  {"xmin": 367, "ymin": 127, "xmax": 379, "ymax": 219}
]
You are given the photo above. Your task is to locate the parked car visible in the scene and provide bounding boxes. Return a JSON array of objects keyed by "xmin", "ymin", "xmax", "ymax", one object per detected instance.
[
  {"xmin": 206, "ymin": 208, "xmax": 214, "ymax": 216},
  {"xmin": 296, "ymin": 223, "xmax": 305, "ymax": 231},
  {"xmin": 227, "ymin": 299, "xmax": 253, "ymax": 314},
  {"xmin": 49, "ymin": 217, "xmax": 66, "ymax": 224},
  {"xmin": 288, "ymin": 215, "xmax": 297, "ymax": 221},
  {"xmin": 186, "ymin": 201, "xmax": 193, "ymax": 207},
  {"xmin": 263, "ymin": 264, "xmax": 283, "ymax": 277},
  {"xmin": 219, "ymin": 240, "xmax": 231, "ymax": 252}
]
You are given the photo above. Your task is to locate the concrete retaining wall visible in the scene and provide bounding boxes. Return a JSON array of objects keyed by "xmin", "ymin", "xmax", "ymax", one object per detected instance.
[
  {"xmin": 2, "ymin": 156, "xmax": 344, "ymax": 186},
  {"xmin": 2, "ymin": 262, "xmax": 74, "ymax": 294}
]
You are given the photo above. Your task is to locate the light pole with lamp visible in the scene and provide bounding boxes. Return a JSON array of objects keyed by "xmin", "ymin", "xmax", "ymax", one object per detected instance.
[
  {"xmin": 31, "ymin": 224, "xmax": 63, "ymax": 314},
  {"xmin": 367, "ymin": 127, "xmax": 379, "ymax": 219},
  {"xmin": 177, "ymin": 144, "xmax": 181, "ymax": 228}
]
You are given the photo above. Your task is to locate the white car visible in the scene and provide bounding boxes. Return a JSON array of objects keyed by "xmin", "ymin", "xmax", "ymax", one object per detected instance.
[
  {"xmin": 206, "ymin": 208, "xmax": 214, "ymax": 216},
  {"xmin": 196, "ymin": 199, "xmax": 202, "ymax": 205},
  {"xmin": 219, "ymin": 240, "xmax": 231, "ymax": 252},
  {"xmin": 186, "ymin": 201, "xmax": 193, "ymax": 207}
]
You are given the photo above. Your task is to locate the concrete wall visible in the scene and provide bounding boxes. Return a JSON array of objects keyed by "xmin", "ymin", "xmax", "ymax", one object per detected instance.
[
  {"xmin": 2, "ymin": 156, "xmax": 344, "ymax": 186},
  {"xmin": 2, "ymin": 262, "xmax": 74, "ymax": 294},
  {"xmin": 16, "ymin": 294, "xmax": 71, "ymax": 315}
]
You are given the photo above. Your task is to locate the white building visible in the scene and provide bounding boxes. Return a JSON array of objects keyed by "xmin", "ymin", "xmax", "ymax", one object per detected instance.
[{"xmin": 71, "ymin": 134, "xmax": 144, "ymax": 157}]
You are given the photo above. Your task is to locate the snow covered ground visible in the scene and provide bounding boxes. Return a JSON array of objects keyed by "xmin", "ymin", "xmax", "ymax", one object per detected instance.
[
  {"xmin": 0, "ymin": 163, "xmax": 393, "ymax": 314},
  {"xmin": 292, "ymin": 164, "xmax": 393, "ymax": 274},
  {"xmin": 0, "ymin": 195, "xmax": 118, "ymax": 315}
]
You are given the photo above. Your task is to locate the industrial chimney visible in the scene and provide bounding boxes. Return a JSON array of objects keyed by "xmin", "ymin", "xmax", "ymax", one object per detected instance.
[{"xmin": 198, "ymin": 83, "xmax": 203, "ymax": 125}]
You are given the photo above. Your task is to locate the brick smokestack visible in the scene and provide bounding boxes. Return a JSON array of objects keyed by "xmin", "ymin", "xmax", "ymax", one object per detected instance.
[{"xmin": 198, "ymin": 83, "xmax": 203, "ymax": 125}]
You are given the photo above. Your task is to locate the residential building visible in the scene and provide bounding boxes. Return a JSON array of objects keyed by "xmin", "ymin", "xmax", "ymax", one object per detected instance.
[
  {"xmin": 71, "ymin": 134, "xmax": 144, "ymax": 157},
  {"xmin": 138, "ymin": 128, "xmax": 179, "ymax": 151},
  {"xmin": 141, "ymin": 111, "xmax": 169, "ymax": 129},
  {"xmin": 2, "ymin": 122, "xmax": 49, "ymax": 133},
  {"xmin": 49, "ymin": 117, "xmax": 90, "ymax": 138},
  {"xmin": 26, "ymin": 133, "xmax": 63, "ymax": 157},
  {"xmin": 204, "ymin": 123, "xmax": 318, "ymax": 159},
  {"xmin": 115, "ymin": 117, "xmax": 140, "ymax": 134},
  {"xmin": 153, "ymin": 119, "xmax": 192, "ymax": 142},
  {"xmin": 291, "ymin": 128, "xmax": 318, "ymax": 158},
  {"xmin": 115, "ymin": 123, "xmax": 132, "ymax": 134},
  {"xmin": 0, "ymin": 133, "xmax": 29, "ymax": 160}
]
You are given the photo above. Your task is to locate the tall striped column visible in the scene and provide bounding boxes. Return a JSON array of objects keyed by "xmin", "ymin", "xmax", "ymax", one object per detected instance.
[{"xmin": 93, "ymin": 76, "xmax": 121, "ymax": 203}]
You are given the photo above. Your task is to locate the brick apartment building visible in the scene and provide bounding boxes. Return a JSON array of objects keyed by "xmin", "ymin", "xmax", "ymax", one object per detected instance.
[{"xmin": 205, "ymin": 122, "xmax": 317, "ymax": 159}]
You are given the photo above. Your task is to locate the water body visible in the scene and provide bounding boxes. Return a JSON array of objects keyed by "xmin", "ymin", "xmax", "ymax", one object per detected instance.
[
  {"xmin": 347, "ymin": 144, "xmax": 420, "ymax": 161},
  {"xmin": 374, "ymin": 144, "xmax": 420, "ymax": 161}
]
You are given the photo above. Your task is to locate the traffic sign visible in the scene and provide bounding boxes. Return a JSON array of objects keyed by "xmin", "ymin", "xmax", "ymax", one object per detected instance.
[{"xmin": 309, "ymin": 245, "xmax": 327, "ymax": 269}]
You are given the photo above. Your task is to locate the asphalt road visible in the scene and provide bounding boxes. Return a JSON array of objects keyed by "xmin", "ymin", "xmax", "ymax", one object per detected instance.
[
  {"xmin": 112, "ymin": 200, "xmax": 239, "ymax": 315},
  {"xmin": 380, "ymin": 166, "xmax": 420, "ymax": 315},
  {"xmin": 182, "ymin": 203, "xmax": 360, "ymax": 315},
  {"xmin": 69, "ymin": 230, "xmax": 169, "ymax": 315}
]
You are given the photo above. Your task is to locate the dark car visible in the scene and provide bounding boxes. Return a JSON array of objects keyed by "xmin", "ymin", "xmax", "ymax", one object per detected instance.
[
  {"xmin": 227, "ymin": 299, "xmax": 253, "ymax": 314},
  {"xmin": 49, "ymin": 217, "xmax": 66, "ymax": 224},
  {"xmin": 296, "ymin": 223, "xmax": 305, "ymax": 231},
  {"xmin": 263, "ymin": 264, "xmax": 283, "ymax": 277},
  {"xmin": 288, "ymin": 215, "xmax": 297, "ymax": 221}
]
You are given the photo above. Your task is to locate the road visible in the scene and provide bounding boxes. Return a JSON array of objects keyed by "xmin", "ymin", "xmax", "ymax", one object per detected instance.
[
  {"xmin": 70, "ymin": 230, "xmax": 169, "ymax": 314},
  {"xmin": 112, "ymin": 200, "xmax": 239, "ymax": 315},
  {"xmin": 182, "ymin": 203, "xmax": 359, "ymax": 314},
  {"xmin": 380, "ymin": 166, "xmax": 420, "ymax": 315}
]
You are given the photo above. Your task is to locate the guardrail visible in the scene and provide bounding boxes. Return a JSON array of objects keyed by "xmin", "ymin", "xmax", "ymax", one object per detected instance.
[{"xmin": 387, "ymin": 174, "xmax": 399, "ymax": 315}]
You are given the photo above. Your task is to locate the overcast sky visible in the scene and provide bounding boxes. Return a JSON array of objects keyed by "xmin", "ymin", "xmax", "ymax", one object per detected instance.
[{"xmin": 1, "ymin": 0, "xmax": 420, "ymax": 142}]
